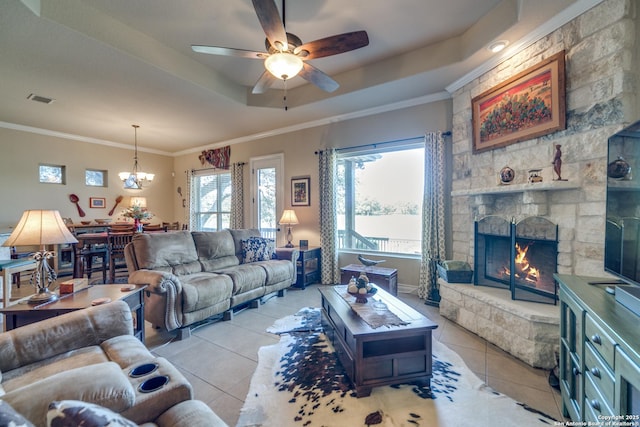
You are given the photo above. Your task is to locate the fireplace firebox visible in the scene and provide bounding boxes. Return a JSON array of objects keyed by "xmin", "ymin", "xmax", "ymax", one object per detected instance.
[{"xmin": 474, "ymin": 216, "xmax": 558, "ymax": 304}]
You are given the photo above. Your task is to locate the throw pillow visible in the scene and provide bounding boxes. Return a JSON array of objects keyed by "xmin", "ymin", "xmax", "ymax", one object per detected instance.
[
  {"xmin": 47, "ymin": 400, "xmax": 137, "ymax": 427},
  {"xmin": 241, "ymin": 237, "xmax": 276, "ymax": 263},
  {"xmin": 0, "ymin": 400, "xmax": 35, "ymax": 427}
]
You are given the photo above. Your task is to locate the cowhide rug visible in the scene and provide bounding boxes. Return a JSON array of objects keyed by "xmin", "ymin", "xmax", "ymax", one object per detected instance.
[{"xmin": 237, "ymin": 307, "xmax": 556, "ymax": 427}]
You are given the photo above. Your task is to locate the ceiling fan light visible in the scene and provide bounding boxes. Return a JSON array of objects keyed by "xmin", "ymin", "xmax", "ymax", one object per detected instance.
[{"xmin": 265, "ymin": 52, "xmax": 303, "ymax": 80}]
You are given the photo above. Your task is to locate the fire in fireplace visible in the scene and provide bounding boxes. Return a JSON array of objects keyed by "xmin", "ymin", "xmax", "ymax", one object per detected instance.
[{"xmin": 474, "ymin": 216, "xmax": 558, "ymax": 304}]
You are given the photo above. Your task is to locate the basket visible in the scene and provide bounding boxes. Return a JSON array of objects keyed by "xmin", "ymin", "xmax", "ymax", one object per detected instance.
[{"xmin": 437, "ymin": 262, "xmax": 473, "ymax": 283}]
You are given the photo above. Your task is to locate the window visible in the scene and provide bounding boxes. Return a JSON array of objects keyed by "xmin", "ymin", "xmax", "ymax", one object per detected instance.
[
  {"xmin": 337, "ymin": 142, "xmax": 424, "ymax": 255},
  {"xmin": 191, "ymin": 170, "xmax": 231, "ymax": 231},
  {"xmin": 39, "ymin": 164, "xmax": 65, "ymax": 184},
  {"xmin": 85, "ymin": 169, "xmax": 107, "ymax": 187}
]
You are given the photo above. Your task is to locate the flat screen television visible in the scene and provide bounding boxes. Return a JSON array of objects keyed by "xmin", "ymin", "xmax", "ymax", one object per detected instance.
[{"xmin": 604, "ymin": 120, "xmax": 640, "ymax": 286}]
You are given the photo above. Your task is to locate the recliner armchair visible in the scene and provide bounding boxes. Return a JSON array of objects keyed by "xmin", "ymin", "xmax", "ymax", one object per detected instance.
[{"xmin": 0, "ymin": 300, "xmax": 227, "ymax": 427}]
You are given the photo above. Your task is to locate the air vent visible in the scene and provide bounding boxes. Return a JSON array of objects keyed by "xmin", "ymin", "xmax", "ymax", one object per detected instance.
[{"xmin": 27, "ymin": 93, "xmax": 55, "ymax": 104}]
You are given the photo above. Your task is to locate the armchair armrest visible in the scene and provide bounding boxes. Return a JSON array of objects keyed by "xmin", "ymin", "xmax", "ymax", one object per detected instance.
[
  {"xmin": 0, "ymin": 301, "xmax": 133, "ymax": 373},
  {"xmin": 128, "ymin": 269, "xmax": 182, "ymax": 295},
  {"xmin": 275, "ymin": 248, "xmax": 300, "ymax": 282}
]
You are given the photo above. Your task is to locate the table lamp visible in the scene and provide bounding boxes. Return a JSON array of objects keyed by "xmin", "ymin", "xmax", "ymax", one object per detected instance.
[
  {"xmin": 2, "ymin": 210, "xmax": 78, "ymax": 303},
  {"xmin": 279, "ymin": 209, "xmax": 299, "ymax": 248}
]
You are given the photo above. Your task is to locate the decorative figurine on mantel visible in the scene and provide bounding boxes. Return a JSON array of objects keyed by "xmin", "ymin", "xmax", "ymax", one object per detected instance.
[
  {"xmin": 552, "ymin": 144, "xmax": 567, "ymax": 181},
  {"xmin": 528, "ymin": 169, "xmax": 543, "ymax": 183}
]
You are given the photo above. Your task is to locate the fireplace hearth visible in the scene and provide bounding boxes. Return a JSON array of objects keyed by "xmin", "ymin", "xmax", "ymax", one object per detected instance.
[{"xmin": 474, "ymin": 216, "xmax": 558, "ymax": 304}]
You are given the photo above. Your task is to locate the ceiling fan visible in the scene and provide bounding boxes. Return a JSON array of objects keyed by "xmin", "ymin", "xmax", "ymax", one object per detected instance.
[{"xmin": 191, "ymin": 0, "xmax": 369, "ymax": 94}]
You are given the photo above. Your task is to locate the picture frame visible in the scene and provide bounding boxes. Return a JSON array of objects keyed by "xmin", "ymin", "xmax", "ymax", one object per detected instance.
[
  {"xmin": 472, "ymin": 50, "xmax": 566, "ymax": 153},
  {"xmin": 89, "ymin": 197, "xmax": 106, "ymax": 208},
  {"xmin": 291, "ymin": 177, "xmax": 310, "ymax": 206}
]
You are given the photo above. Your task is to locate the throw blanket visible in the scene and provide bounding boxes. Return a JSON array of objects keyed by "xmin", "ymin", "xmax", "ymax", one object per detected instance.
[{"xmin": 237, "ymin": 308, "xmax": 556, "ymax": 426}]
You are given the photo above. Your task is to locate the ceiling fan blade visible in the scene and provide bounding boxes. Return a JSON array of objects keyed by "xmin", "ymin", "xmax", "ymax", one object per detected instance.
[
  {"xmin": 192, "ymin": 45, "xmax": 267, "ymax": 59},
  {"xmin": 252, "ymin": 71, "xmax": 278, "ymax": 94},
  {"xmin": 294, "ymin": 31, "xmax": 369, "ymax": 60},
  {"xmin": 252, "ymin": 0, "xmax": 288, "ymax": 51},
  {"xmin": 299, "ymin": 62, "xmax": 339, "ymax": 93}
]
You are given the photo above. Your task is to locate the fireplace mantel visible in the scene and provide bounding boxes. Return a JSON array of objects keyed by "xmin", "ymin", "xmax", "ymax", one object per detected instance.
[{"xmin": 451, "ymin": 180, "xmax": 580, "ymax": 197}]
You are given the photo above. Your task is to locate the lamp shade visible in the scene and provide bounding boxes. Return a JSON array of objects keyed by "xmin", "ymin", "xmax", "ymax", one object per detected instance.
[
  {"xmin": 130, "ymin": 196, "xmax": 147, "ymax": 208},
  {"xmin": 2, "ymin": 210, "xmax": 78, "ymax": 247},
  {"xmin": 279, "ymin": 209, "xmax": 299, "ymax": 226}
]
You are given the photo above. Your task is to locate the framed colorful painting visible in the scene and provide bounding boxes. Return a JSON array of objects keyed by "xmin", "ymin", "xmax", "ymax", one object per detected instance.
[
  {"xmin": 291, "ymin": 177, "xmax": 310, "ymax": 206},
  {"xmin": 472, "ymin": 51, "xmax": 566, "ymax": 153}
]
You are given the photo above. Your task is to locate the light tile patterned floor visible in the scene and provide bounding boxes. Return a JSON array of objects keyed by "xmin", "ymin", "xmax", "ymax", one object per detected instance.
[{"xmin": 4, "ymin": 281, "xmax": 566, "ymax": 425}]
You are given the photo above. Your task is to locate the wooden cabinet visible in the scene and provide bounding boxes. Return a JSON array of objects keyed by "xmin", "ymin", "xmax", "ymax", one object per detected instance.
[{"xmin": 557, "ymin": 274, "xmax": 640, "ymax": 422}]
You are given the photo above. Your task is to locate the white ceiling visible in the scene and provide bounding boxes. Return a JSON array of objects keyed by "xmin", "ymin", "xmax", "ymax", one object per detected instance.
[{"xmin": 0, "ymin": 0, "xmax": 601, "ymax": 155}]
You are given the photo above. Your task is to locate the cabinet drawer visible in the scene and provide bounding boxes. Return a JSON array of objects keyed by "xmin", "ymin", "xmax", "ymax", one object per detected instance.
[
  {"xmin": 584, "ymin": 342, "xmax": 615, "ymax": 408},
  {"xmin": 584, "ymin": 374, "xmax": 614, "ymax": 421},
  {"xmin": 585, "ymin": 313, "xmax": 616, "ymax": 368}
]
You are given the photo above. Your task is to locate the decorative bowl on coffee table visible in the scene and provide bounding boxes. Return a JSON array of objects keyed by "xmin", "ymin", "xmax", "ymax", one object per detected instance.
[{"xmin": 348, "ymin": 286, "xmax": 377, "ymax": 303}]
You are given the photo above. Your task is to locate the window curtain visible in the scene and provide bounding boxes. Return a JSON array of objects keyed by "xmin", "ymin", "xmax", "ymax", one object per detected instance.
[
  {"xmin": 418, "ymin": 131, "xmax": 446, "ymax": 305},
  {"xmin": 318, "ymin": 149, "xmax": 340, "ymax": 284},
  {"xmin": 230, "ymin": 162, "xmax": 244, "ymax": 229},
  {"xmin": 186, "ymin": 169, "xmax": 195, "ymax": 230}
]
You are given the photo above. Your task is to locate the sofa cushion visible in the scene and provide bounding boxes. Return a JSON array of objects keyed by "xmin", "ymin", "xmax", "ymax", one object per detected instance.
[
  {"xmin": 1, "ymin": 346, "xmax": 109, "ymax": 393},
  {"xmin": 241, "ymin": 237, "xmax": 276, "ymax": 263},
  {"xmin": 4, "ymin": 362, "xmax": 135, "ymax": 426},
  {"xmin": 217, "ymin": 264, "xmax": 267, "ymax": 295},
  {"xmin": 47, "ymin": 400, "xmax": 137, "ymax": 427},
  {"xmin": 0, "ymin": 400, "xmax": 35, "ymax": 427},
  {"xmin": 132, "ymin": 231, "xmax": 201, "ymax": 275},
  {"xmin": 192, "ymin": 230, "xmax": 239, "ymax": 271},
  {"xmin": 254, "ymin": 259, "xmax": 294, "ymax": 285},
  {"xmin": 180, "ymin": 273, "xmax": 233, "ymax": 312},
  {"xmin": 227, "ymin": 229, "xmax": 261, "ymax": 263}
]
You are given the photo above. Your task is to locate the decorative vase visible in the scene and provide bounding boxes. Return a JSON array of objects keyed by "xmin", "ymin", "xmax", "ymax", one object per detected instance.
[
  {"xmin": 607, "ymin": 156, "xmax": 631, "ymax": 180},
  {"xmin": 499, "ymin": 166, "xmax": 515, "ymax": 185},
  {"xmin": 134, "ymin": 218, "xmax": 143, "ymax": 233}
]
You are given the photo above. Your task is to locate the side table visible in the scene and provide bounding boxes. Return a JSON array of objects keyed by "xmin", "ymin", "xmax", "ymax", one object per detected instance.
[
  {"xmin": 0, "ymin": 284, "xmax": 146, "ymax": 343},
  {"xmin": 340, "ymin": 264, "xmax": 398, "ymax": 296},
  {"xmin": 277, "ymin": 246, "xmax": 321, "ymax": 289},
  {"xmin": 0, "ymin": 258, "xmax": 38, "ymax": 308}
]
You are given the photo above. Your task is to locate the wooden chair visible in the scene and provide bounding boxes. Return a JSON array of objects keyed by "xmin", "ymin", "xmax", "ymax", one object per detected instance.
[
  {"xmin": 109, "ymin": 224, "xmax": 135, "ymax": 233},
  {"xmin": 143, "ymin": 224, "xmax": 166, "ymax": 232},
  {"xmin": 107, "ymin": 232, "xmax": 134, "ymax": 283},
  {"xmin": 162, "ymin": 221, "xmax": 180, "ymax": 231}
]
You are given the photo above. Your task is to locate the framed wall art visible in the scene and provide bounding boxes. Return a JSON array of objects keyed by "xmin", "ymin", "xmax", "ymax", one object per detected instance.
[
  {"xmin": 291, "ymin": 177, "xmax": 310, "ymax": 206},
  {"xmin": 89, "ymin": 197, "xmax": 106, "ymax": 208},
  {"xmin": 472, "ymin": 50, "xmax": 566, "ymax": 153}
]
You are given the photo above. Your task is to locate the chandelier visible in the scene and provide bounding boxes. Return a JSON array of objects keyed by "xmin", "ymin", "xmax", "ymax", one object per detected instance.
[{"xmin": 118, "ymin": 124, "xmax": 154, "ymax": 190}]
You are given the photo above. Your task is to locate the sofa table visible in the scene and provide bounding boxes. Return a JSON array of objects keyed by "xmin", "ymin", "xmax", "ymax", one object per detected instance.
[
  {"xmin": 0, "ymin": 284, "xmax": 146, "ymax": 342},
  {"xmin": 319, "ymin": 285, "xmax": 437, "ymax": 397}
]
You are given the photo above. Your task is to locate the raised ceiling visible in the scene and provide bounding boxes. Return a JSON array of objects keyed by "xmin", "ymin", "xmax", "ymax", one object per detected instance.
[{"xmin": 0, "ymin": 0, "xmax": 601, "ymax": 155}]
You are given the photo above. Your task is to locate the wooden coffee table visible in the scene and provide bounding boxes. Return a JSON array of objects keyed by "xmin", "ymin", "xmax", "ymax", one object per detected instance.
[
  {"xmin": 0, "ymin": 284, "xmax": 146, "ymax": 343},
  {"xmin": 319, "ymin": 285, "xmax": 438, "ymax": 397}
]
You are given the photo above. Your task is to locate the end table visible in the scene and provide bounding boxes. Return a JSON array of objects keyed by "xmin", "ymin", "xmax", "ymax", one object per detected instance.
[{"xmin": 277, "ymin": 246, "xmax": 321, "ymax": 289}]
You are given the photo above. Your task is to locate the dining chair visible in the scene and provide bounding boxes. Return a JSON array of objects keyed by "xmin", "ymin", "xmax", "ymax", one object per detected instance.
[
  {"xmin": 107, "ymin": 232, "xmax": 134, "ymax": 283},
  {"xmin": 162, "ymin": 221, "xmax": 180, "ymax": 230},
  {"xmin": 143, "ymin": 224, "xmax": 166, "ymax": 232},
  {"xmin": 109, "ymin": 223, "xmax": 136, "ymax": 233}
]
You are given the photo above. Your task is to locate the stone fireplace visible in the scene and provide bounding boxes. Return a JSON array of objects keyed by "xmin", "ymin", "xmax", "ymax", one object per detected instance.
[{"xmin": 439, "ymin": 183, "xmax": 575, "ymax": 369}]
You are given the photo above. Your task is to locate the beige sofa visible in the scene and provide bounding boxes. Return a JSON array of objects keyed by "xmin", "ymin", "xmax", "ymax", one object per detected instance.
[
  {"xmin": 125, "ymin": 229, "xmax": 297, "ymax": 339},
  {"xmin": 0, "ymin": 300, "xmax": 227, "ymax": 427}
]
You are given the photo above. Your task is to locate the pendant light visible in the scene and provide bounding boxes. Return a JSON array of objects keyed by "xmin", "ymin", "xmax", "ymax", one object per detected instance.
[{"xmin": 118, "ymin": 124, "xmax": 154, "ymax": 190}]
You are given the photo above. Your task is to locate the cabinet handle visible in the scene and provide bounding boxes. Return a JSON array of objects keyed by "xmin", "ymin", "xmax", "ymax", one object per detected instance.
[
  {"xmin": 591, "ymin": 334, "xmax": 602, "ymax": 345},
  {"xmin": 590, "ymin": 399, "xmax": 601, "ymax": 412},
  {"xmin": 572, "ymin": 367, "xmax": 581, "ymax": 376},
  {"xmin": 590, "ymin": 367, "xmax": 601, "ymax": 378}
]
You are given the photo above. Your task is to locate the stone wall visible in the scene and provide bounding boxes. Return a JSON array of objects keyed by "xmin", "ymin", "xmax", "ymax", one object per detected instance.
[{"xmin": 450, "ymin": 0, "xmax": 639, "ymax": 278}]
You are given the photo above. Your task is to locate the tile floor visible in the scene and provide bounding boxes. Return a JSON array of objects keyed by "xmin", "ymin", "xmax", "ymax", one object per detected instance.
[{"xmin": 4, "ymin": 282, "xmax": 566, "ymax": 426}]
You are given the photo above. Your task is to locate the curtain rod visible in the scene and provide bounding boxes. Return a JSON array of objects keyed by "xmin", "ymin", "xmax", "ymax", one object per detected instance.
[
  {"xmin": 314, "ymin": 131, "xmax": 451, "ymax": 154},
  {"xmin": 190, "ymin": 161, "xmax": 245, "ymax": 173}
]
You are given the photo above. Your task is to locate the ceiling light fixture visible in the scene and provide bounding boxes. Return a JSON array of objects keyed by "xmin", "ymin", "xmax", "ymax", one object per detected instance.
[
  {"xmin": 118, "ymin": 124, "xmax": 154, "ymax": 190},
  {"xmin": 488, "ymin": 40, "xmax": 509, "ymax": 53},
  {"xmin": 264, "ymin": 52, "xmax": 304, "ymax": 80}
]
